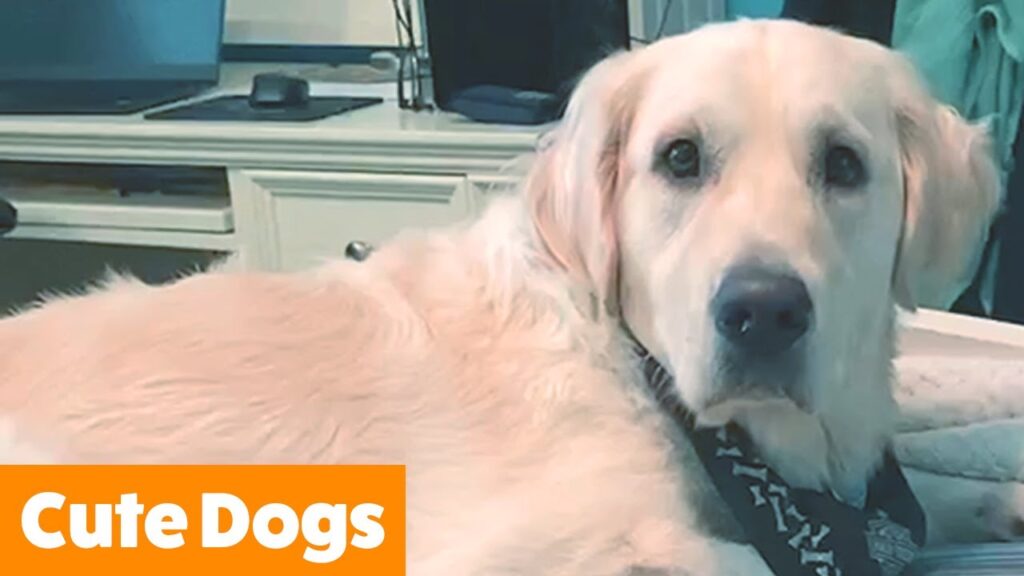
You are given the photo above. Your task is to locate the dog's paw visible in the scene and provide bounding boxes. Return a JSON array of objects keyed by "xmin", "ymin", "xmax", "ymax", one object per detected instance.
[
  {"xmin": 624, "ymin": 519, "xmax": 770, "ymax": 576},
  {"xmin": 979, "ymin": 485, "xmax": 1024, "ymax": 541}
]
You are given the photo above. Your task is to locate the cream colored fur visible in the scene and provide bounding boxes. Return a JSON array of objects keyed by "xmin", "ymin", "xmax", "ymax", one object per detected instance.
[{"xmin": 0, "ymin": 21, "xmax": 1005, "ymax": 575}]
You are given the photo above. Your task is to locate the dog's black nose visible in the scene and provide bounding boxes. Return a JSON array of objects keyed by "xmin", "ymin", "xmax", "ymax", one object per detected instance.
[{"xmin": 712, "ymin": 266, "xmax": 812, "ymax": 356}]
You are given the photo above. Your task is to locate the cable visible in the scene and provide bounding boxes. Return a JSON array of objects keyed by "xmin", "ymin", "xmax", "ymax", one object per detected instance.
[
  {"xmin": 400, "ymin": 0, "xmax": 424, "ymax": 107},
  {"xmin": 391, "ymin": 0, "xmax": 405, "ymax": 46},
  {"xmin": 391, "ymin": 0, "xmax": 415, "ymax": 44},
  {"xmin": 391, "ymin": 0, "xmax": 408, "ymax": 107},
  {"xmin": 389, "ymin": 0, "xmax": 431, "ymax": 111},
  {"xmin": 654, "ymin": 0, "xmax": 675, "ymax": 40}
]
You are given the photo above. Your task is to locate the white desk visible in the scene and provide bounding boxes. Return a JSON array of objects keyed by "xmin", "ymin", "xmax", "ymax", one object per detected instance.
[
  {"xmin": 0, "ymin": 101, "xmax": 540, "ymax": 270},
  {"xmin": 2, "ymin": 95, "xmax": 1021, "ymax": 341}
]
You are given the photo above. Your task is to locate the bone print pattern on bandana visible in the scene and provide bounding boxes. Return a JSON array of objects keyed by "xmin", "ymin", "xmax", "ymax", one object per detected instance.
[
  {"xmin": 713, "ymin": 426, "xmax": 846, "ymax": 575},
  {"xmin": 636, "ymin": 348, "xmax": 927, "ymax": 576},
  {"xmin": 686, "ymin": 419, "xmax": 923, "ymax": 576}
]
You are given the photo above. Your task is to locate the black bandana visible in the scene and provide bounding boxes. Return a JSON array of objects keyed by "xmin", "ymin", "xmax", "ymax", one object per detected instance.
[{"xmin": 638, "ymin": 350, "xmax": 927, "ymax": 576}]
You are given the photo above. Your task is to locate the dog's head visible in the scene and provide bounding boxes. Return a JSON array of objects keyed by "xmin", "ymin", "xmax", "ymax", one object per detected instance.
[{"xmin": 528, "ymin": 20, "xmax": 1001, "ymax": 468}]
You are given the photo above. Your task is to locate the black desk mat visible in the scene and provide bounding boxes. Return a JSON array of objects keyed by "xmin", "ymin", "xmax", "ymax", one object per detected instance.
[{"xmin": 145, "ymin": 95, "xmax": 383, "ymax": 122}]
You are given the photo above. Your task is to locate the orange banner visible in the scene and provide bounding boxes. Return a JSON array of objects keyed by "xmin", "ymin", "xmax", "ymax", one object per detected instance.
[{"xmin": 0, "ymin": 465, "xmax": 405, "ymax": 575}]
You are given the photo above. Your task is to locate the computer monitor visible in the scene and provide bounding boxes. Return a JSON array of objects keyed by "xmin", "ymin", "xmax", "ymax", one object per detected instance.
[
  {"xmin": 423, "ymin": 0, "xmax": 630, "ymax": 116},
  {"xmin": 0, "ymin": 0, "xmax": 226, "ymax": 114}
]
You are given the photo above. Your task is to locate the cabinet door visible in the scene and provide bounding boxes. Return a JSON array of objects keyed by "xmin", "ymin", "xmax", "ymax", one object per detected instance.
[{"xmin": 231, "ymin": 169, "xmax": 471, "ymax": 271}]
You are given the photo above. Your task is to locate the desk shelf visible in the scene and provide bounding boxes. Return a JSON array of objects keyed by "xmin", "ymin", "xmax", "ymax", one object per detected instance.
[{"xmin": 3, "ymin": 189, "xmax": 236, "ymax": 251}]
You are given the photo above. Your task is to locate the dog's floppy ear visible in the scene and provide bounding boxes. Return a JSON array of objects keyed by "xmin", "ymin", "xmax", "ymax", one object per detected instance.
[
  {"xmin": 892, "ymin": 61, "xmax": 1004, "ymax": 310},
  {"xmin": 526, "ymin": 50, "xmax": 646, "ymax": 317}
]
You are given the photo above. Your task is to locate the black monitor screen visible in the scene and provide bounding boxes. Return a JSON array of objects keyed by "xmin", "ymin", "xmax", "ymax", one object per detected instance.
[
  {"xmin": 423, "ymin": 0, "xmax": 629, "ymax": 109},
  {"xmin": 0, "ymin": 0, "xmax": 225, "ymax": 83}
]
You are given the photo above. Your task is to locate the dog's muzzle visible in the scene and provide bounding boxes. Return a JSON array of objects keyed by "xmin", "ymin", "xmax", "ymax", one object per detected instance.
[{"xmin": 707, "ymin": 264, "xmax": 814, "ymax": 404}]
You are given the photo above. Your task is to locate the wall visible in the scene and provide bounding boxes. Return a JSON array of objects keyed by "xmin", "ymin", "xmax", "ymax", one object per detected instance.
[
  {"xmin": 224, "ymin": 0, "xmax": 417, "ymax": 46},
  {"xmin": 634, "ymin": 0, "xmax": 726, "ymax": 38},
  {"xmin": 224, "ymin": 0, "xmax": 729, "ymax": 48},
  {"xmin": 727, "ymin": 0, "xmax": 783, "ymax": 18}
]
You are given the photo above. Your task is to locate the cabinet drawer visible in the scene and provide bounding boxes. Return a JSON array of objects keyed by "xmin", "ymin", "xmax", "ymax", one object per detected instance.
[{"xmin": 232, "ymin": 170, "xmax": 471, "ymax": 271}]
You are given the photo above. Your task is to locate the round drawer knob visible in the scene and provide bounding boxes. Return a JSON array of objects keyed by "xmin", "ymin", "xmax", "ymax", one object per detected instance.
[{"xmin": 345, "ymin": 240, "xmax": 374, "ymax": 262}]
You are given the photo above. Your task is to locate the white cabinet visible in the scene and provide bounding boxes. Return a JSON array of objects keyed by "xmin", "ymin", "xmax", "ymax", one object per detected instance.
[
  {"xmin": 0, "ymin": 104, "xmax": 539, "ymax": 275},
  {"xmin": 467, "ymin": 174, "xmax": 520, "ymax": 197},
  {"xmin": 230, "ymin": 169, "xmax": 473, "ymax": 271},
  {"xmin": 466, "ymin": 173, "xmax": 521, "ymax": 215},
  {"xmin": 4, "ymin": 188, "xmax": 235, "ymax": 251}
]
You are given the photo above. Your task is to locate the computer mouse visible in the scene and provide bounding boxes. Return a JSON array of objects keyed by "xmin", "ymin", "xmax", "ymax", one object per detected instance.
[{"xmin": 248, "ymin": 73, "xmax": 310, "ymax": 108}]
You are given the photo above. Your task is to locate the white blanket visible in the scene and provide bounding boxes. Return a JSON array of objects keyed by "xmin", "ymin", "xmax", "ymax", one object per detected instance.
[{"xmin": 895, "ymin": 355, "xmax": 1024, "ymax": 543}]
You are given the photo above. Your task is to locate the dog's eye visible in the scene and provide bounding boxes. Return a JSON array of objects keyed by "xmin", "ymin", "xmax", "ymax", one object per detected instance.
[
  {"xmin": 824, "ymin": 145, "xmax": 866, "ymax": 189},
  {"xmin": 662, "ymin": 139, "xmax": 701, "ymax": 179}
]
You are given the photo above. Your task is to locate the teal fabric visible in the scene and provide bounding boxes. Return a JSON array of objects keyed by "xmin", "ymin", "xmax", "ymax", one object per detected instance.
[
  {"xmin": 727, "ymin": 0, "xmax": 783, "ymax": 19},
  {"xmin": 893, "ymin": 0, "xmax": 1024, "ymax": 171}
]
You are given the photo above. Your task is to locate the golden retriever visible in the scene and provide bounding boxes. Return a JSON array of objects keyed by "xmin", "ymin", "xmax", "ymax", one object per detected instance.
[{"xmin": 0, "ymin": 20, "xmax": 1005, "ymax": 575}]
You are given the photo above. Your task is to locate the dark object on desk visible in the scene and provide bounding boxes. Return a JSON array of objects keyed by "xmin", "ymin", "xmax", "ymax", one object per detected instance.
[
  {"xmin": 0, "ymin": 196, "xmax": 16, "ymax": 236},
  {"xmin": 422, "ymin": 0, "xmax": 629, "ymax": 119},
  {"xmin": 446, "ymin": 85, "xmax": 561, "ymax": 125},
  {"xmin": 146, "ymin": 95, "xmax": 382, "ymax": 122},
  {"xmin": 0, "ymin": 0, "xmax": 224, "ymax": 115},
  {"xmin": 146, "ymin": 72, "xmax": 381, "ymax": 122},
  {"xmin": 248, "ymin": 73, "xmax": 311, "ymax": 109}
]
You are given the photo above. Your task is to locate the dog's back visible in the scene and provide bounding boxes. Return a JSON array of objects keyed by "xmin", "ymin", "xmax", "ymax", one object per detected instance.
[
  {"xmin": 0, "ymin": 216, "xmax": 719, "ymax": 574},
  {"xmin": 0, "ymin": 243, "xmax": 470, "ymax": 464}
]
